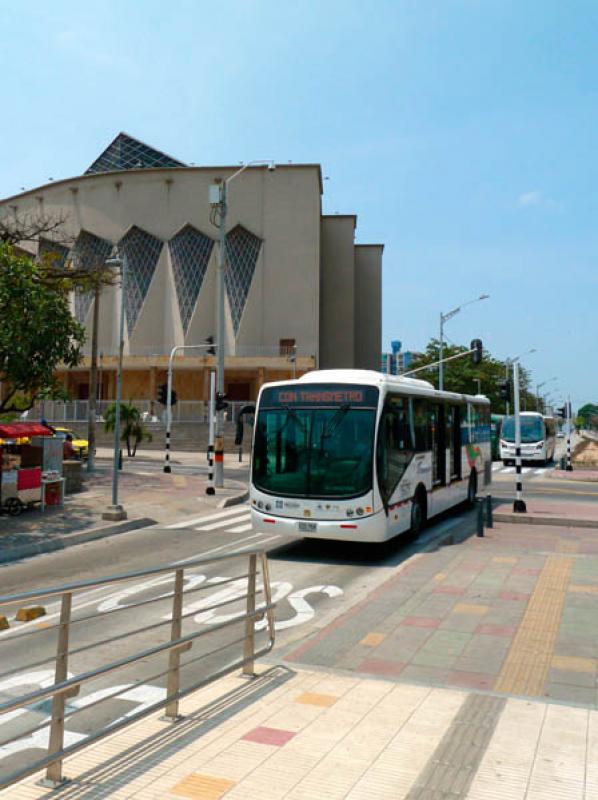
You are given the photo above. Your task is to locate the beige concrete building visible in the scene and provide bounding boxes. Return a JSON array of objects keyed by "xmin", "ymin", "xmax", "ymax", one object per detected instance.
[{"xmin": 1, "ymin": 133, "xmax": 383, "ymax": 405}]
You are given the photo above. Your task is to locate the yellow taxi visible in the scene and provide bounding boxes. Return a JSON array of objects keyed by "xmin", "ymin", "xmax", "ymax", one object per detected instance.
[{"xmin": 53, "ymin": 427, "xmax": 90, "ymax": 459}]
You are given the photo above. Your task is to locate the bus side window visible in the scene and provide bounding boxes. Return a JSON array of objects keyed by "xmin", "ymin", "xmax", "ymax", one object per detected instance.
[{"xmin": 410, "ymin": 398, "xmax": 428, "ymax": 451}]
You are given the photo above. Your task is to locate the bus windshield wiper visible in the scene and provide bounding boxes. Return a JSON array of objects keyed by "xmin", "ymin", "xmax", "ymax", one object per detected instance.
[
  {"xmin": 281, "ymin": 405, "xmax": 307, "ymax": 433},
  {"xmin": 320, "ymin": 403, "xmax": 351, "ymax": 442}
]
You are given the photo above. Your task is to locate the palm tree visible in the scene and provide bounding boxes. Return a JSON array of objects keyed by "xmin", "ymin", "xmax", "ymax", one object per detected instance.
[{"xmin": 104, "ymin": 403, "xmax": 152, "ymax": 456}]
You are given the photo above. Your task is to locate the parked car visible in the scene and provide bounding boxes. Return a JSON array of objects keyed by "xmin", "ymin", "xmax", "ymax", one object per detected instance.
[{"xmin": 52, "ymin": 427, "xmax": 89, "ymax": 459}]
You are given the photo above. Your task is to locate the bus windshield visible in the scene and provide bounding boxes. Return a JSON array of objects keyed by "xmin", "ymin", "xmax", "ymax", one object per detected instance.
[
  {"xmin": 501, "ymin": 415, "xmax": 545, "ymax": 443},
  {"xmin": 252, "ymin": 384, "xmax": 378, "ymax": 498}
]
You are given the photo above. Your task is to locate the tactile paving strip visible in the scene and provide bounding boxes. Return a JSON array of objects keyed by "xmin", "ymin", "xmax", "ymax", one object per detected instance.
[
  {"xmin": 405, "ymin": 694, "xmax": 506, "ymax": 799},
  {"xmin": 494, "ymin": 555, "xmax": 573, "ymax": 696}
]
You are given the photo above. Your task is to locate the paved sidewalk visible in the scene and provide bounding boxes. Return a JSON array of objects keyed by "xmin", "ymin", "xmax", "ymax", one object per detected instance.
[
  {"xmin": 0, "ymin": 466, "xmax": 247, "ymax": 563},
  {"xmin": 494, "ymin": 499, "xmax": 598, "ymax": 528},
  {"xmin": 284, "ymin": 520, "xmax": 598, "ymax": 708},
  {"xmin": 4, "ymin": 665, "xmax": 597, "ymax": 799},
  {"xmin": 94, "ymin": 448, "xmax": 249, "ymax": 471},
  {"xmin": 552, "ymin": 468, "xmax": 598, "ymax": 482}
]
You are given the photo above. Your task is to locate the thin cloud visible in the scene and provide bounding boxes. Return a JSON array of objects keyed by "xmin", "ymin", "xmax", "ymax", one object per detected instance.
[{"xmin": 518, "ymin": 190, "xmax": 544, "ymax": 207}]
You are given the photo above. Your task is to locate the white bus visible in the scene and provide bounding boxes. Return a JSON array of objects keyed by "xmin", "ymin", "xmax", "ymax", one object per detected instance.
[
  {"xmin": 249, "ymin": 370, "xmax": 491, "ymax": 543},
  {"xmin": 499, "ymin": 412, "xmax": 556, "ymax": 465}
]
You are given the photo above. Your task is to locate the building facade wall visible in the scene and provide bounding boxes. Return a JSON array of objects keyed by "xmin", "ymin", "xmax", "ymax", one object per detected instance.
[
  {"xmin": 354, "ymin": 244, "xmax": 383, "ymax": 370},
  {"xmin": 2, "ymin": 166, "xmax": 322, "ymax": 360},
  {"xmin": 319, "ymin": 215, "xmax": 357, "ymax": 369}
]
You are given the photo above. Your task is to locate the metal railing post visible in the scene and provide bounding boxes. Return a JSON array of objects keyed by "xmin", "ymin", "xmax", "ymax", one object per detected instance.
[
  {"xmin": 486, "ymin": 494, "xmax": 493, "ymax": 528},
  {"xmin": 162, "ymin": 569, "xmax": 185, "ymax": 721},
  {"xmin": 40, "ymin": 592, "xmax": 72, "ymax": 788},
  {"xmin": 476, "ymin": 499, "xmax": 485, "ymax": 537},
  {"xmin": 242, "ymin": 555, "xmax": 257, "ymax": 677}
]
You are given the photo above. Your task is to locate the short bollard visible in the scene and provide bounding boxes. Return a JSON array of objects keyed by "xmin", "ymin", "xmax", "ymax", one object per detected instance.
[
  {"xmin": 476, "ymin": 498, "xmax": 484, "ymax": 537},
  {"xmin": 485, "ymin": 494, "xmax": 493, "ymax": 528}
]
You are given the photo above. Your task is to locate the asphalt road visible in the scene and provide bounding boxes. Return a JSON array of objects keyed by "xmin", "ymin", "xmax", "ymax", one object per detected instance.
[{"xmin": 0, "ymin": 499, "xmax": 478, "ymax": 785}]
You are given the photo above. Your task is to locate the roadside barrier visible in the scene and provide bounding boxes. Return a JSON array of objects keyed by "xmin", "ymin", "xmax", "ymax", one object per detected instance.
[{"xmin": 0, "ymin": 546, "xmax": 276, "ymax": 790}]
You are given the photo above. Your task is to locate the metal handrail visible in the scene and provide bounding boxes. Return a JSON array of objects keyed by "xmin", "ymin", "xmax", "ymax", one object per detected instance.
[{"xmin": 0, "ymin": 546, "xmax": 276, "ymax": 790}]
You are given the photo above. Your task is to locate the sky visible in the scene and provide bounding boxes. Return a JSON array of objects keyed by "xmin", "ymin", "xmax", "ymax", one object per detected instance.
[{"xmin": 2, "ymin": 0, "xmax": 597, "ymax": 408}]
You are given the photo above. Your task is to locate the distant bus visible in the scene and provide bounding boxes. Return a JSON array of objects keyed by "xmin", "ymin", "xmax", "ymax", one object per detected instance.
[
  {"xmin": 499, "ymin": 412, "xmax": 556, "ymax": 465},
  {"xmin": 491, "ymin": 414, "xmax": 504, "ymax": 461},
  {"xmin": 249, "ymin": 369, "xmax": 491, "ymax": 543}
]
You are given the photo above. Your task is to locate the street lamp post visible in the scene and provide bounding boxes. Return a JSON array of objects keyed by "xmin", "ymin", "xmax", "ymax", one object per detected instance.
[
  {"xmin": 210, "ymin": 160, "xmax": 275, "ymax": 487},
  {"xmin": 102, "ymin": 248, "xmax": 128, "ymax": 522},
  {"xmin": 536, "ymin": 377, "xmax": 557, "ymax": 412},
  {"xmin": 505, "ymin": 348, "xmax": 537, "ymax": 415},
  {"xmin": 473, "ymin": 378, "xmax": 481, "ymax": 394},
  {"xmin": 439, "ymin": 294, "xmax": 489, "ymax": 391}
]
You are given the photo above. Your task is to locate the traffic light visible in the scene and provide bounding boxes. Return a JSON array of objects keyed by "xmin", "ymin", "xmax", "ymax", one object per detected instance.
[
  {"xmin": 498, "ymin": 379, "xmax": 512, "ymax": 403},
  {"xmin": 215, "ymin": 392, "xmax": 228, "ymax": 412},
  {"xmin": 470, "ymin": 339, "xmax": 483, "ymax": 366},
  {"xmin": 556, "ymin": 405, "xmax": 567, "ymax": 420},
  {"xmin": 158, "ymin": 384, "xmax": 177, "ymax": 406},
  {"xmin": 205, "ymin": 335, "xmax": 216, "ymax": 356},
  {"xmin": 157, "ymin": 383, "xmax": 168, "ymax": 405}
]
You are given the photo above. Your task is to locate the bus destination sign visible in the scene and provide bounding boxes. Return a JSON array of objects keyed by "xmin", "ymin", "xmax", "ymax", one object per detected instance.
[{"xmin": 261, "ymin": 384, "xmax": 379, "ymax": 408}]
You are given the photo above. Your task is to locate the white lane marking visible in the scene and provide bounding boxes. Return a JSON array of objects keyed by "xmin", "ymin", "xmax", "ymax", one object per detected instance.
[
  {"xmin": 502, "ymin": 467, "xmax": 515, "ymax": 474},
  {"xmin": 167, "ymin": 505, "xmax": 250, "ymax": 529},
  {"xmin": 534, "ymin": 468, "xmax": 547, "ymax": 475},
  {"xmin": 521, "ymin": 467, "xmax": 532, "ymax": 474},
  {"xmin": 196, "ymin": 514, "xmax": 250, "ymax": 531},
  {"xmin": 0, "ymin": 531, "xmax": 267, "ymax": 641},
  {"xmin": 492, "ymin": 463, "xmax": 503, "ymax": 471},
  {"xmin": 227, "ymin": 523, "xmax": 253, "ymax": 534}
]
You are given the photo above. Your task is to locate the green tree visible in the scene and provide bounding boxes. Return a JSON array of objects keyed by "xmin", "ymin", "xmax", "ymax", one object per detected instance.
[
  {"xmin": 407, "ymin": 339, "xmax": 539, "ymax": 414},
  {"xmin": 577, "ymin": 403, "xmax": 598, "ymax": 429},
  {"xmin": 0, "ymin": 243, "xmax": 85, "ymax": 414},
  {"xmin": 104, "ymin": 403, "xmax": 153, "ymax": 457}
]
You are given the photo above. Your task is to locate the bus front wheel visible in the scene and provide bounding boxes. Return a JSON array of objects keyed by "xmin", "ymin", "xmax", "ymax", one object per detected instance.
[{"xmin": 410, "ymin": 490, "xmax": 427, "ymax": 536}]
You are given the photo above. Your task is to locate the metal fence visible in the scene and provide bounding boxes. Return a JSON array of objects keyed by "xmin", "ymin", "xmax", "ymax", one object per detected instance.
[
  {"xmin": 0, "ymin": 546, "xmax": 275, "ymax": 790},
  {"xmin": 27, "ymin": 400, "xmax": 251, "ymax": 425}
]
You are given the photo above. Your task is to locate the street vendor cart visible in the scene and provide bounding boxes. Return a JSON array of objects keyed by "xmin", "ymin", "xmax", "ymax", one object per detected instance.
[{"xmin": 0, "ymin": 422, "xmax": 56, "ymax": 516}]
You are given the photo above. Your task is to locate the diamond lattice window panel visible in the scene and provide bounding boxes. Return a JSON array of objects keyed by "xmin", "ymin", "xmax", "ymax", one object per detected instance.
[
  {"xmin": 168, "ymin": 225, "xmax": 214, "ymax": 334},
  {"xmin": 70, "ymin": 231, "xmax": 113, "ymax": 323},
  {"xmin": 225, "ymin": 225, "xmax": 262, "ymax": 334},
  {"xmin": 119, "ymin": 226, "xmax": 163, "ymax": 333},
  {"xmin": 85, "ymin": 132, "xmax": 185, "ymax": 174},
  {"xmin": 38, "ymin": 238, "xmax": 69, "ymax": 270}
]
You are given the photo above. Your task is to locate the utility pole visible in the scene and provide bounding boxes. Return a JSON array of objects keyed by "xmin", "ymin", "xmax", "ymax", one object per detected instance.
[
  {"xmin": 209, "ymin": 160, "xmax": 275, "ymax": 488},
  {"xmin": 215, "ymin": 180, "xmax": 227, "ymax": 488}
]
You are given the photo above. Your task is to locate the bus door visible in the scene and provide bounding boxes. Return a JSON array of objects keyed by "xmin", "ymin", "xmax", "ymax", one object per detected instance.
[
  {"xmin": 430, "ymin": 403, "xmax": 446, "ymax": 486},
  {"xmin": 448, "ymin": 405, "xmax": 462, "ymax": 481}
]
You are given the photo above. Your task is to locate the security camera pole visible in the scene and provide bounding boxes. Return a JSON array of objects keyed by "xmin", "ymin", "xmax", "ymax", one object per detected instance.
[
  {"xmin": 512, "ymin": 360, "xmax": 526, "ymax": 513},
  {"xmin": 210, "ymin": 160, "xmax": 275, "ymax": 487}
]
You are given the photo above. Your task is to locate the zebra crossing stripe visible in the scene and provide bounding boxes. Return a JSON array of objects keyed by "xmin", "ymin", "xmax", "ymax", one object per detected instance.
[
  {"xmin": 195, "ymin": 514, "xmax": 251, "ymax": 531},
  {"xmin": 227, "ymin": 523, "xmax": 253, "ymax": 534},
  {"xmin": 167, "ymin": 506, "xmax": 250, "ymax": 529}
]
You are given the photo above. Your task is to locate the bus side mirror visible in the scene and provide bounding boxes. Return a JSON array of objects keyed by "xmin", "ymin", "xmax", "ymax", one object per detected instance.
[
  {"xmin": 235, "ymin": 420, "xmax": 244, "ymax": 446},
  {"xmin": 235, "ymin": 405, "xmax": 256, "ymax": 446}
]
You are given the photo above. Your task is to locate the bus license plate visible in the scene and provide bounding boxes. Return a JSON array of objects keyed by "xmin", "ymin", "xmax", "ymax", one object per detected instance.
[{"xmin": 298, "ymin": 522, "xmax": 317, "ymax": 532}]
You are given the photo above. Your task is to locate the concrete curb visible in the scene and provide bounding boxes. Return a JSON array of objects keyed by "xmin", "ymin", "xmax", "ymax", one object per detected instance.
[
  {"xmin": 218, "ymin": 487, "xmax": 249, "ymax": 509},
  {"xmin": 550, "ymin": 470, "xmax": 598, "ymax": 483},
  {"xmin": 494, "ymin": 512, "xmax": 598, "ymax": 529},
  {"xmin": 0, "ymin": 517, "xmax": 156, "ymax": 565}
]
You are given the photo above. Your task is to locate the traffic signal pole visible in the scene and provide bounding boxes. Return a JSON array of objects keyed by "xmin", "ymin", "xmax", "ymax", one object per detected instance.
[
  {"xmin": 566, "ymin": 396, "xmax": 573, "ymax": 471},
  {"xmin": 163, "ymin": 343, "xmax": 215, "ymax": 474},
  {"xmin": 512, "ymin": 360, "xmax": 526, "ymax": 513}
]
